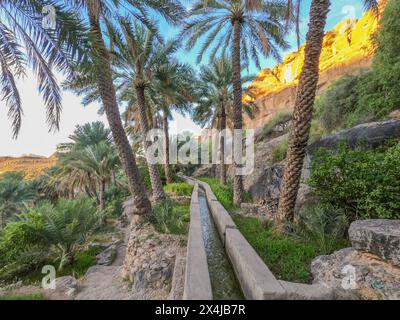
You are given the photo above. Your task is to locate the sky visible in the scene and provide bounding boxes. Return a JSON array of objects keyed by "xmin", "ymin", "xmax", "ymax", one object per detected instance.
[{"xmin": 0, "ymin": 0, "xmax": 367, "ymax": 157}]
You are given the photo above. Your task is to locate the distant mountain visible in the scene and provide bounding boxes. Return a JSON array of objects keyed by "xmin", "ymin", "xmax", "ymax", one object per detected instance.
[{"xmin": 0, "ymin": 154, "xmax": 58, "ymax": 180}]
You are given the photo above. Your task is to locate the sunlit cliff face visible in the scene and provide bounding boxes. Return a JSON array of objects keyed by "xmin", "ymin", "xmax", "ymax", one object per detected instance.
[{"xmin": 244, "ymin": 8, "xmax": 382, "ymax": 103}]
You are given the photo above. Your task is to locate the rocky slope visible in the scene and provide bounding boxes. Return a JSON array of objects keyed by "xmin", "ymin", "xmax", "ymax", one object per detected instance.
[{"xmin": 243, "ymin": 8, "xmax": 380, "ymax": 129}]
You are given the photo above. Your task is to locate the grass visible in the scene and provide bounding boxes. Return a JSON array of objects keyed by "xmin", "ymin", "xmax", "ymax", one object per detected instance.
[
  {"xmin": 198, "ymin": 177, "xmax": 251, "ymax": 212},
  {"xmin": 164, "ymin": 182, "xmax": 194, "ymax": 197},
  {"xmin": 233, "ymin": 216, "xmax": 346, "ymax": 283},
  {"xmin": 152, "ymin": 198, "xmax": 190, "ymax": 235},
  {"xmin": 261, "ymin": 111, "xmax": 292, "ymax": 140},
  {"xmin": 0, "ymin": 293, "xmax": 46, "ymax": 300},
  {"xmin": 270, "ymin": 137, "xmax": 288, "ymax": 164}
]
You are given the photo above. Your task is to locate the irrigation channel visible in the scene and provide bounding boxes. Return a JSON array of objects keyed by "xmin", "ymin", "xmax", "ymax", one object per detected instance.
[{"xmin": 198, "ymin": 190, "xmax": 244, "ymax": 300}]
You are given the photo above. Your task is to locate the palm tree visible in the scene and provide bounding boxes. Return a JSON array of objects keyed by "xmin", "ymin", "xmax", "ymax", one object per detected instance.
[
  {"xmin": 150, "ymin": 61, "xmax": 197, "ymax": 184},
  {"xmin": 194, "ymin": 57, "xmax": 255, "ymax": 185},
  {"xmin": 181, "ymin": 0, "xmax": 288, "ymax": 205},
  {"xmin": 53, "ymin": 122, "xmax": 119, "ymax": 209},
  {"xmin": 105, "ymin": 19, "xmax": 185, "ymax": 201},
  {"xmin": 0, "ymin": 0, "xmax": 86, "ymax": 137},
  {"xmin": 62, "ymin": 142, "xmax": 120, "ymax": 210},
  {"xmin": 58, "ymin": 121, "xmax": 111, "ymax": 152},
  {"xmin": 0, "ymin": 177, "xmax": 36, "ymax": 228},
  {"xmin": 275, "ymin": 0, "xmax": 379, "ymax": 233},
  {"xmin": 72, "ymin": 0, "xmax": 185, "ymax": 212}
]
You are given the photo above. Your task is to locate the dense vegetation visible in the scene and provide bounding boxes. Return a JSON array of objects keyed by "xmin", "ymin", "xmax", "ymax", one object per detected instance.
[
  {"xmin": 0, "ymin": 122, "xmax": 193, "ymax": 284},
  {"xmin": 309, "ymin": 142, "xmax": 400, "ymax": 222},
  {"xmin": 315, "ymin": 0, "xmax": 400, "ymax": 133}
]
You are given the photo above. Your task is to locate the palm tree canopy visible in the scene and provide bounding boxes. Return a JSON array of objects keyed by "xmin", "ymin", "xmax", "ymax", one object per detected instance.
[
  {"xmin": 194, "ymin": 56, "xmax": 256, "ymax": 128},
  {"xmin": 180, "ymin": 0, "xmax": 289, "ymax": 67},
  {"xmin": 0, "ymin": 0, "xmax": 88, "ymax": 138},
  {"xmin": 58, "ymin": 121, "xmax": 112, "ymax": 152}
]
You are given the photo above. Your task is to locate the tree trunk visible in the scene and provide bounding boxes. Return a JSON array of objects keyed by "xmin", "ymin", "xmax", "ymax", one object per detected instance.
[
  {"xmin": 163, "ymin": 115, "xmax": 173, "ymax": 184},
  {"xmin": 275, "ymin": 0, "xmax": 330, "ymax": 234},
  {"xmin": 99, "ymin": 180, "xmax": 106, "ymax": 211},
  {"xmin": 220, "ymin": 102, "xmax": 227, "ymax": 185},
  {"xmin": 135, "ymin": 85, "xmax": 166, "ymax": 202},
  {"xmin": 86, "ymin": 2, "xmax": 151, "ymax": 215},
  {"xmin": 232, "ymin": 19, "xmax": 244, "ymax": 205}
]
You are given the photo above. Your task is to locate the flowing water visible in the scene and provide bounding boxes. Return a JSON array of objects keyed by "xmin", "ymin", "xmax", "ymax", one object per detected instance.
[{"xmin": 198, "ymin": 191, "xmax": 244, "ymax": 300}]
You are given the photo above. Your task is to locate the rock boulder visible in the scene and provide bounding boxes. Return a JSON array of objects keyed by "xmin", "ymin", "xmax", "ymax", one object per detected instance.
[
  {"xmin": 311, "ymin": 248, "xmax": 400, "ymax": 300},
  {"xmin": 349, "ymin": 219, "xmax": 400, "ymax": 267}
]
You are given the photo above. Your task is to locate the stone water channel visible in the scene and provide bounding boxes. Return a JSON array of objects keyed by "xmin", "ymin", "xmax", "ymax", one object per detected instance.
[{"xmin": 198, "ymin": 190, "xmax": 244, "ymax": 300}]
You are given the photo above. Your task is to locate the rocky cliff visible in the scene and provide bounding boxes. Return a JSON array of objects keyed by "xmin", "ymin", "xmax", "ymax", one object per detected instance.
[{"xmin": 244, "ymin": 8, "xmax": 380, "ymax": 129}]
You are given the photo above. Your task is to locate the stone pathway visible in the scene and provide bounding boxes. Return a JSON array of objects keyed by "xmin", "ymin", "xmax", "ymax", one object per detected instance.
[{"xmin": 75, "ymin": 228, "xmax": 135, "ymax": 300}]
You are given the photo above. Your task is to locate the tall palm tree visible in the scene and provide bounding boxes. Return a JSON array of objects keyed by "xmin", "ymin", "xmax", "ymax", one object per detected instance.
[
  {"xmin": 105, "ymin": 19, "xmax": 183, "ymax": 201},
  {"xmin": 275, "ymin": 0, "xmax": 379, "ymax": 233},
  {"xmin": 181, "ymin": 0, "xmax": 288, "ymax": 205},
  {"xmin": 0, "ymin": 0, "xmax": 86, "ymax": 137},
  {"xmin": 150, "ymin": 61, "xmax": 197, "ymax": 184},
  {"xmin": 194, "ymin": 57, "xmax": 255, "ymax": 185},
  {"xmin": 73, "ymin": 0, "xmax": 185, "ymax": 212}
]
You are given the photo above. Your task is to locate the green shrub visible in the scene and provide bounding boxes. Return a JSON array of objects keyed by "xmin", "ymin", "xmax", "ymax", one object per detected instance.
[
  {"xmin": 104, "ymin": 184, "xmax": 128, "ymax": 217},
  {"xmin": 308, "ymin": 142, "xmax": 400, "ymax": 221},
  {"xmin": 271, "ymin": 137, "xmax": 288, "ymax": 164},
  {"xmin": 261, "ymin": 111, "xmax": 292, "ymax": 139},
  {"xmin": 290, "ymin": 205, "xmax": 348, "ymax": 254},
  {"xmin": 0, "ymin": 175, "xmax": 37, "ymax": 228},
  {"xmin": 152, "ymin": 198, "xmax": 190, "ymax": 235},
  {"xmin": 164, "ymin": 183, "xmax": 194, "ymax": 197},
  {"xmin": 0, "ymin": 198, "xmax": 103, "ymax": 274},
  {"xmin": 317, "ymin": 74, "xmax": 361, "ymax": 132}
]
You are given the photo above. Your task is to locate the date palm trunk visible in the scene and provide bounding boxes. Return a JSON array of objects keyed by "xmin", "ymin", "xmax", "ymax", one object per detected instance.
[
  {"xmin": 163, "ymin": 115, "xmax": 173, "ymax": 184},
  {"xmin": 275, "ymin": 0, "xmax": 330, "ymax": 234},
  {"xmin": 99, "ymin": 180, "xmax": 106, "ymax": 211},
  {"xmin": 220, "ymin": 102, "xmax": 227, "ymax": 185},
  {"xmin": 86, "ymin": 2, "xmax": 151, "ymax": 215},
  {"xmin": 135, "ymin": 85, "xmax": 166, "ymax": 202},
  {"xmin": 232, "ymin": 19, "xmax": 244, "ymax": 205}
]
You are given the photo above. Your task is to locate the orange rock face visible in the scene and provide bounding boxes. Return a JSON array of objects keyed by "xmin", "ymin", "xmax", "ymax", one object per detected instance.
[{"xmin": 244, "ymin": 8, "xmax": 381, "ymax": 129}]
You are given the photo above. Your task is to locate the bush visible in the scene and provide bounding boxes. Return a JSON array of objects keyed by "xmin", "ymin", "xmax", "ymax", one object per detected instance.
[
  {"xmin": 316, "ymin": 74, "xmax": 361, "ymax": 132},
  {"xmin": 152, "ymin": 198, "xmax": 190, "ymax": 235},
  {"xmin": 290, "ymin": 205, "xmax": 348, "ymax": 254},
  {"xmin": 164, "ymin": 183, "xmax": 194, "ymax": 197},
  {"xmin": 104, "ymin": 184, "xmax": 128, "ymax": 217},
  {"xmin": 308, "ymin": 142, "xmax": 400, "ymax": 221},
  {"xmin": 0, "ymin": 198, "xmax": 103, "ymax": 274}
]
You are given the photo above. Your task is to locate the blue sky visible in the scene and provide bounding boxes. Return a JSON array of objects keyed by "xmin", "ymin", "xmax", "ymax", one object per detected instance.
[{"xmin": 0, "ymin": 0, "xmax": 367, "ymax": 157}]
